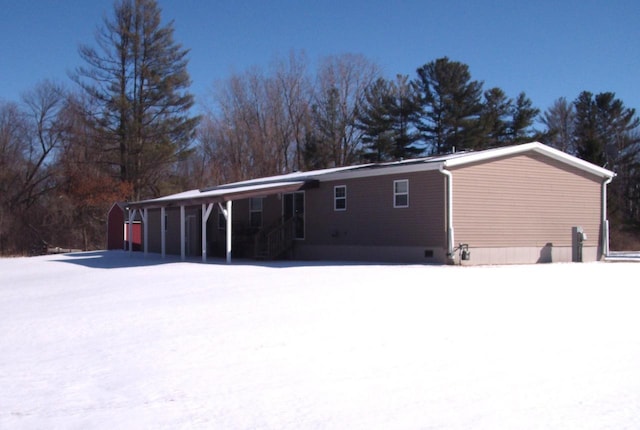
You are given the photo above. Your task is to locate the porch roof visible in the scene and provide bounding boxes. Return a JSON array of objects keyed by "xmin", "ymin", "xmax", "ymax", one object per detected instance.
[{"xmin": 128, "ymin": 179, "xmax": 316, "ymax": 209}]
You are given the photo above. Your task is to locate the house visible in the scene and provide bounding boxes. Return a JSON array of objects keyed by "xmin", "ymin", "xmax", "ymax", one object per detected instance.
[{"xmin": 124, "ymin": 142, "xmax": 615, "ymax": 265}]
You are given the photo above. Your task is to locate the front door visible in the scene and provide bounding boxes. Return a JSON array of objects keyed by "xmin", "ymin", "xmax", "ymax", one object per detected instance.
[{"xmin": 283, "ymin": 192, "xmax": 305, "ymax": 239}]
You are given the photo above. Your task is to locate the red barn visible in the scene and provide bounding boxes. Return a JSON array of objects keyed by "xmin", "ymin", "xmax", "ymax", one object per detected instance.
[{"xmin": 107, "ymin": 202, "xmax": 141, "ymax": 251}]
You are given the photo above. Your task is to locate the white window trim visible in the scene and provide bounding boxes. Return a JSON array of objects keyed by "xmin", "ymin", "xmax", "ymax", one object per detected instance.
[
  {"xmin": 393, "ymin": 179, "xmax": 409, "ymax": 208},
  {"xmin": 334, "ymin": 185, "xmax": 347, "ymax": 211}
]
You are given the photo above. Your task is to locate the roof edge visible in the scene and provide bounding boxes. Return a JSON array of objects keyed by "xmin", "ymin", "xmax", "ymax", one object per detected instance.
[{"xmin": 443, "ymin": 142, "xmax": 615, "ymax": 178}]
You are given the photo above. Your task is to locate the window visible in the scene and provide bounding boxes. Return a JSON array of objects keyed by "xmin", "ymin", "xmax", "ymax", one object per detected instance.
[
  {"xmin": 334, "ymin": 185, "xmax": 347, "ymax": 211},
  {"xmin": 164, "ymin": 214, "xmax": 168, "ymax": 231},
  {"xmin": 250, "ymin": 197, "xmax": 263, "ymax": 228},
  {"xmin": 394, "ymin": 179, "xmax": 409, "ymax": 208}
]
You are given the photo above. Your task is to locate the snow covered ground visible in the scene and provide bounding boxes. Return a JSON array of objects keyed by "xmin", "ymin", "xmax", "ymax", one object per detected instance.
[{"xmin": 1, "ymin": 251, "xmax": 639, "ymax": 429}]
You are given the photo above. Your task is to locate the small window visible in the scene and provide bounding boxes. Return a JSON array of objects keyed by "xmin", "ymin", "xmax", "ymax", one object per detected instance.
[
  {"xmin": 164, "ymin": 214, "xmax": 168, "ymax": 231},
  {"xmin": 394, "ymin": 179, "xmax": 409, "ymax": 208},
  {"xmin": 334, "ymin": 185, "xmax": 347, "ymax": 211},
  {"xmin": 250, "ymin": 197, "xmax": 263, "ymax": 228}
]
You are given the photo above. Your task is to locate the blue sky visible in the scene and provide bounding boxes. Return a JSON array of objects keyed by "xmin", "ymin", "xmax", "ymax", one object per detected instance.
[{"xmin": 1, "ymin": 0, "xmax": 638, "ymax": 117}]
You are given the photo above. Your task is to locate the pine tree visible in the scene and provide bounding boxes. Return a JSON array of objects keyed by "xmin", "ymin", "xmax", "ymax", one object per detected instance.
[
  {"xmin": 540, "ymin": 97, "xmax": 575, "ymax": 154},
  {"xmin": 389, "ymin": 75, "xmax": 422, "ymax": 159},
  {"xmin": 311, "ymin": 86, "xmax": 344, "ymax": 167},
  {"xmin": 573, "ymin": 91, "xmax": 640, "ymax": 229},
  {"xmin": 74, "ymin": 0, "xmax": 199, "ymax": 199},
  {"xmin": 574, "ymin": 91, "xmax": 605, "ymax": 165},
  {"xmin": 508, "ymin": 92, "xmax": 540, "ymax": 144},
  {"xmin": 478, "ymin": 87, "xmax": 511, "ymax": 148},
  {"xmin": 356, "ymin": 75, "xmax": 421, "ymax": 162},
  {"xmin": 412, "ymin": 57, "xmax": 483, "ymax": 154},
  {"xmin": 356, "ymin": 78, "xmax": 395, "ymax": 162}
]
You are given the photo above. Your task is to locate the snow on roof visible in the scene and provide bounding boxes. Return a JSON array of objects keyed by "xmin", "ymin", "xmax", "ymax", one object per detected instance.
[
  {"xmin": 201, "ymin": 164, "xmax": 372, "ymax": 191},
  {"xmin": 129, "ymin": 142, "xmax": 614, "ymax": 207},
  {"xmin": 130, "ymin": 180, "xmax": 309, "ymax": 207},
  {"xmin": 443, "ymin": 141, "xmax": 615, "ymax": 178}
]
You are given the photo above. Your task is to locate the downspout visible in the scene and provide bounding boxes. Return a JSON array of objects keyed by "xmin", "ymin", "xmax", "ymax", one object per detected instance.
[
  {"xmin": 601, "ymin": 175, "xmax": 614, "ymax": 258},
  {"xmin": 439, "ymin": 163, "xmax": 454, "ymax": 263}
]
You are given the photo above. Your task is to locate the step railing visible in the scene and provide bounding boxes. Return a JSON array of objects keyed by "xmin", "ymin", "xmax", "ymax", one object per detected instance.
[{"xmin": 254, "ymin": 217, "xmax": 296, "ymax": 259}]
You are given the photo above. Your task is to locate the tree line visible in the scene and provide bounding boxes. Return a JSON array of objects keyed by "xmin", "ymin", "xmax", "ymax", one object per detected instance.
[{"xmin": 1, "ymin": 0, "xmax": 638, "ymax": 254}]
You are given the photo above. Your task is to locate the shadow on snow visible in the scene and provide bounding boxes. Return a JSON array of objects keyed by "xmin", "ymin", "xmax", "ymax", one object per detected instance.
[{"xmin": 50, "ymin": 250, "xmax": 415, "ymax": 270}]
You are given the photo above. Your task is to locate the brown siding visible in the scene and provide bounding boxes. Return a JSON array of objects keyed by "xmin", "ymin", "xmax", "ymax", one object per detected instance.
[
  {"xmin": 164, "ymin": 207, "xmax": 181, "ymax": 255},
  {"xmin": 147, "ymin": 208, "xmax": 161, "ymax": 253},
  {"xmin": 153, "ymin": 206, "xmax": 202, "ymax": 256},
  {"xmin": 304, "ymin": 170, "xmax": 446, "ymax": 249},
  {"xmin": 206, "ymin": 197, "xmax": 284, "ymax": 258},
  {"xmin": 262, "ymin": 194, "xmax": 283, "ymax": 228},
  {"xmin": 207, "ymin": 205, "xmax": 227, "ymax": 257},
  {"xmin": 451, "ymin": 152, "xmax": 602, "ymax": 249}
]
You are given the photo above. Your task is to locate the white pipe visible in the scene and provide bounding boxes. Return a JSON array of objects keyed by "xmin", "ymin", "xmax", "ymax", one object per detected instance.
[
  {"xmin": 439, "ymin": 163, "xmax": 454, "ymax": 261},
  {"xmin": 601, "ymin": 175, "xmax": 614, "ymax": 258}
]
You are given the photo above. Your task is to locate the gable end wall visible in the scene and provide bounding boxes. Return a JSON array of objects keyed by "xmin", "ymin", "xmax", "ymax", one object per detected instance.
[{"xmin": 451, "ymin": 152, "xmax": 603, "ymax": 262}]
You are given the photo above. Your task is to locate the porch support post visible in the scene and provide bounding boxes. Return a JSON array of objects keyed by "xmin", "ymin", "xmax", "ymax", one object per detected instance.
[
  {"xmin": 202, "ymin": 203, "xmax": 214, "ymax": 262},
  {"xmin": 226, "ymin": 200, "xmax": 232, "ymax": 264},
  {"xmin": 141, "ymin": 208, "xmax": 148, "ymax": 257},
  {"xmin": 160, "ymin": 206, "xmax": 166, "ymax": 258},
  {"xmin": 180, "ymin": 205, "xmax": 186, "ymax": 261},
  {"xmin": 217, "ymin": 201, "xmax": 233, "ymax": 264},
  {"xmin": 128, "ymin": 208, "xmax": 137, "ymax": 255}
]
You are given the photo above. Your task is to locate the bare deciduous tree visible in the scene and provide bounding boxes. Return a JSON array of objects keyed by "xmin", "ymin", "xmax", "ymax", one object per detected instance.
[
  {"xmin": 272, "ymin": 51, "xmax": 313, "ymax": 171},
  {"xmin": 312, "ymin": 53, "xmax": 381, "ymax": 166},
  {"xmin": 0, "ymin": 81, "xmax": 67, "ymax": 253},
  {"xmin": 541, "ymin": 97, "xmax": 576, "ymax": 154}
]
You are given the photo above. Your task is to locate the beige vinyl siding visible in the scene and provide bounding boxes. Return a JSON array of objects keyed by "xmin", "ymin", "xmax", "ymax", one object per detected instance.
[
  {"xmin": 305, "ymin": 170, "xmax": 446, "ymax": 248},
  {"xmin": 452, "ymin": 152, "xmax": 602, "ymax": 248}
]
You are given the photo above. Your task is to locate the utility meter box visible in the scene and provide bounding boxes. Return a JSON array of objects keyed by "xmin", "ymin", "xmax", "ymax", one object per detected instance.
[{"xmin": 572, "ymin": 226, "xmax": 586, "ymax": 262}]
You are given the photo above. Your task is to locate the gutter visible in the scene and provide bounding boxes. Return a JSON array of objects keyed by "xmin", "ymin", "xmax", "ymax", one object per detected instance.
[
  {"xmin": 601, "ymin": 175, "xmax": 614, "ymax": 258},
  {"xmin": 439, "ymin": 163, "xmax": 454, "ymax": 262}
]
